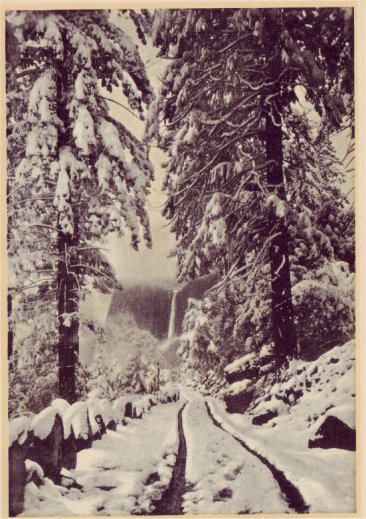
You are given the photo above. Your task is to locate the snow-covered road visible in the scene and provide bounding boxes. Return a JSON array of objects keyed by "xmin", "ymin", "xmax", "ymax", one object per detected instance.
[{"xmin": 22, "ymin": 392, "xmax": 308, "ymax": 516}]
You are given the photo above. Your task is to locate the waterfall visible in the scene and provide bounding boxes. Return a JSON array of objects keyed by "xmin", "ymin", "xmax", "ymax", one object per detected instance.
[{"xmin": 167, "ymin": 290, "xmax": 178, "ymax": 340}]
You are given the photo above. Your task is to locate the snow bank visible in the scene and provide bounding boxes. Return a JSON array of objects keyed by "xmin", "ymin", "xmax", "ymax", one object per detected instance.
[{"xmin": 136, "ymin": 416, "xmax": 180, "ymax": 513}]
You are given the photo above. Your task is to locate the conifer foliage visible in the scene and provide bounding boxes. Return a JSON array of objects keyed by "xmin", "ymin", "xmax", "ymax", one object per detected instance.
[
  {"xmin": 7, "ymin": 10, "xmax": 154, "ymax": 405},
  {"xmin": 148, "ymin": 8, "xmax": 354, "ymax": 366}
]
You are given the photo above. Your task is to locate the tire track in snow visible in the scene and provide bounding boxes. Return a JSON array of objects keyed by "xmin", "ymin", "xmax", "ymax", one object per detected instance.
[
  {"xmin": 205, "ymin": 401, "xmax": 309, "ymax": 514},
  {"xmin": 151, "ymin": 401, "xmax": 187, "ymax": 515}
]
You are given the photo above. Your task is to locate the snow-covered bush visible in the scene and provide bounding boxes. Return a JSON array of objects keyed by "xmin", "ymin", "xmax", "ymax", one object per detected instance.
[{"xmin": 293, "ymin": 261, "xmax": 354, "ymax": 360}]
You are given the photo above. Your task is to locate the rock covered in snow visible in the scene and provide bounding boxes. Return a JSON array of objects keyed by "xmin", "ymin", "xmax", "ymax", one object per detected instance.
[
  {"xmin": 224, "ymin": 352, "xmax": 259, "ymax": 383},
  {"xmin": 112, "ymin": 395, "xmax": 135, "ymax": 422},
  {"xmin": 25, "ymin": 460, "xmax": 44, "ymax": 486},
  {"xmin": 87, "ymin": 396, "xmax": 116, "ymax": 435},
  {"xmin": 62, "ymin": 401, "xmax": 90, "ymax": 440},
  {"xmin": 31, "ymin": 406, "xmax": 60, "ymax": 440},
  {"xmin": 224, "ymin": 379, "xmax": 255, "ymax": 414},
  {"xmin": 308, "ymin": 415, "xmax": 356, "ymax": 451},
  {"xmin": 223, "ymin": 345, "xmax": 277, "ymax": 413},
  {"xmin": 249, "ymin": 340, "xmax": 355, "ymax": 443},
  {"xmin": 28, "ymin": 412, "xmax": 64, "ymax": 482}
]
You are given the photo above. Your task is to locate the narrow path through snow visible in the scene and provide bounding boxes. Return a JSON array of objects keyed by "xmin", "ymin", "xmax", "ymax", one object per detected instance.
[
  {"xmin": 205, "ymin": 401, "xmax": 309, "ymax": 514},
  {"xmin": 22, "ymin": 392, "xmax": 311, "ymax": 516}
]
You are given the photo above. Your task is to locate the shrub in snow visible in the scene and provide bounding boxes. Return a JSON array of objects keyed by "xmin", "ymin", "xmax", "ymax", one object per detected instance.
[
  {"xmin": 8, "ymin": 318, "xmax": 59, "ymax": 418},
  {"xmin": 293, "ymin": 261, "xmax": 354, "ymax": 360}
]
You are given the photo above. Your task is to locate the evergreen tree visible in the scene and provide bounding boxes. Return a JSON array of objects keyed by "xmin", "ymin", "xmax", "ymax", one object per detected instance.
[
  {"xmin": 7, "ymin": 10, "xmax": 153, "ymax": 403},
  {"xmin": 148, "ymin": 8, "xmax": 354, "ymax": 364}
]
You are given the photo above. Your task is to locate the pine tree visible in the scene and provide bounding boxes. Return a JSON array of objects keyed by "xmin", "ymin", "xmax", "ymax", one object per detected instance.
[
  {"xmin": 7, "ymin": 10, "xmax": 154, "ymax": 403},
  {"xmin": 148, "ymin": 8, "xmax": 353, "ymax": 364}
]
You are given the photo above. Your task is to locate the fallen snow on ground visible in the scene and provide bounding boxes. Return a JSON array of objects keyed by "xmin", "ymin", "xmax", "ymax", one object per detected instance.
[
  {"xmin": 182, "ymin": 392, "xmax": 290, "ymax": 514},
  {"xmin": 21, "ymin": 401, "xmax": 182, "ymax": 516},
  {"xmin": 207, "ymin": 340, "xmax": 356, "ymax": 513}
]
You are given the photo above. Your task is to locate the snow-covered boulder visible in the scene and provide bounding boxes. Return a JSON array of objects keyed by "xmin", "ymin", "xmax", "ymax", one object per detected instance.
[
  {"xmin": 25, "ymin": 460, "xmax": 44, "ymax": 486},
  {"xmin": 63, "ymin": 401, "xmax": 92, "ymax": 453},
  {"xmin": 157, "ymin": 385, "xmax": 180, "ymax": 404},
  {"xmin": 133, "ymin": 396, "xmax": 150, "ymax": 418},
  {"xmin": 309, "ymin": 415, "xmax": 356, "ymax": 451},
  {"xmin": 31, "ymin": 406, "xmax": 60, "ymax": 441},
  {"xmin": 9, "ymin": 415, "xmax": 33, "ymax": 447},
  {"xmin": 112, "ymin": 396, "xmax": 135, "ymax": 424},
  {"xmin": 224, "ymin": 379, "xmax": 254, "ymax": 414},
  {"xmin": 223, "ymin": 347, "xmax": 277, "ymax": 413},
  {"xmin": 28, "ymin": 407, "xmax": 64, "ymax": 482},
  {"xmin": 51, "ymin": 398, "xmax": 70, "ymax": 416},
  {"xmin": 224, "ymin": 352, "xmax": 259, "ymax": 384}
]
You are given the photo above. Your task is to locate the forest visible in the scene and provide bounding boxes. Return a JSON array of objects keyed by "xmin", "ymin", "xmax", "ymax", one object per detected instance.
[{"xmin": 6, "ymin": 8, "xmax": 355, "ymax": 517}]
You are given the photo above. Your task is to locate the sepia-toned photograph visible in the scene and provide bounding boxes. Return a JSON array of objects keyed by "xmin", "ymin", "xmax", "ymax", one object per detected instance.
[{"xmin": 3, "ymin": 5, "xmax": 358, "ymax": 517}]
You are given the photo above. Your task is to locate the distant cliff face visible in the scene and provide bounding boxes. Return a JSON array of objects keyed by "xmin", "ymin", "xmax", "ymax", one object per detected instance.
[
  {"xmin": 106, "ymin": 274, "xmax": 218, "ymax": 340},
  {"xmin": 107, "ymin": 285, "xmax": 172, "ymax": 340}
]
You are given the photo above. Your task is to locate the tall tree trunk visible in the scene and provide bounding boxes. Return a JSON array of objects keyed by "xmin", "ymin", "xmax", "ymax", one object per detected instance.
[
  {"xmin": 265, "ymin": 110, "xmax": 297, "ymax": 362},
  {"xmin": 57, "ymin": 230, "xmax": 79, "ymax": 403},
  {"xmin": 56, "ymin": 34, "xmax": 80, "ymax": 403}
]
